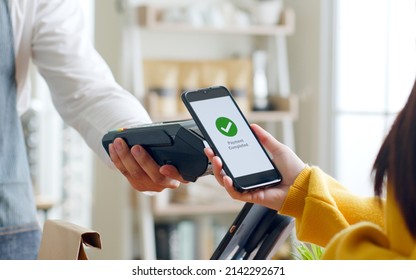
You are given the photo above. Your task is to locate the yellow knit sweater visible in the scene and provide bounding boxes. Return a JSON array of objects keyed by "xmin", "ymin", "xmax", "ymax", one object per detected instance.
[{"xmin": 280, "ymin": 166, "xmax": 416, "ymax": 259}]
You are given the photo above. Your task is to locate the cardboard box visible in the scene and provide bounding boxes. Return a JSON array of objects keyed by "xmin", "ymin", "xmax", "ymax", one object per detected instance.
[{"xmin": 38, "ymin": 220, "xmax": 101, "ymax": 260}]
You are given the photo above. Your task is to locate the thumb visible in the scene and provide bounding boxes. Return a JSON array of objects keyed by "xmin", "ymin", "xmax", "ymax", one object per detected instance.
[{"xmin": 250, "ymin": 123, "xmax": 286, "ymax": 158}]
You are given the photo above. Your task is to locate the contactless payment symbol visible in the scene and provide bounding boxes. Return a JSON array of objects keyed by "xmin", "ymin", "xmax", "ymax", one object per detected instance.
[{"xmin": 216, "ymin": 117, "xmax": 237, "ymax": 137}]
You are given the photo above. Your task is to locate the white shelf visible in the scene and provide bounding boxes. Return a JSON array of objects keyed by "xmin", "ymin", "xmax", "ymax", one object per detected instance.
[
  {"xmin": 124, "ymin": 3, "xmax": 297, "ymax": 260},
  {"xmin": 153, "ymin": 201, "xmax": 244, "ymax": 218},
  {"xmin": 149, "ymin": 95, "xmax": 299, "ymax": 123},
  {"xmin": 138, "ymin": 6, "xmax": 295, "ymax": 36}
]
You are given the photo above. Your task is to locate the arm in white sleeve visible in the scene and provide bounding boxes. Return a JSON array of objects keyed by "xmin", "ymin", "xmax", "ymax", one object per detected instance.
[{"xmin": 31, "ymin": 0, "xmax": 151, "ymax": 166}]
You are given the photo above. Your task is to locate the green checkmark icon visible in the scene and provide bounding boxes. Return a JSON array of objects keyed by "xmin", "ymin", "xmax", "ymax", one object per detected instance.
[{"xmin": 216, "ymin": 117, "xmax": 237, "ymax": 137}]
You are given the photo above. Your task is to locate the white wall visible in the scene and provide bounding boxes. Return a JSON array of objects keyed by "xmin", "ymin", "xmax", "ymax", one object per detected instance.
[
  {"xmin": 89, "ymin": 0, "xmax": 135, "ymax": 260},
  {"xmin": 286, "ymin": 0, "xmax": 331, "ymax": 171}
]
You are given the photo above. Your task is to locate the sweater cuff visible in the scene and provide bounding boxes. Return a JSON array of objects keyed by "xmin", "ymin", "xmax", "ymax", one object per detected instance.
[{"xmin": 279, "ymin": 166, "xmax": 312, "ymax": 219}]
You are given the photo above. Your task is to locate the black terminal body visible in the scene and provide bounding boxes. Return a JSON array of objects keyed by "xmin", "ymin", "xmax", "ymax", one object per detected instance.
[{"xmin": 102, "ymin": 119, "xmax": 210, "ymax": 182}]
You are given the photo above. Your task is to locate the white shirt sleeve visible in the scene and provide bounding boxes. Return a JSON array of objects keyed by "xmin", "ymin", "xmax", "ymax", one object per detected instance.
[{"xmin": 30, "ymin": 0, "xmax": 151, "ymax": 166}]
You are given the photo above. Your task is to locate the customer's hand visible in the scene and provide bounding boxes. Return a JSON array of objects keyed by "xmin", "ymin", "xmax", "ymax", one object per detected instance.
[
  {"xmin": 109, "ymin": 138, "xmax": 187, "ymax": 192},
  {"xmin": 204, "ymin": 124, "xmax": 306, "ymax": 211}
]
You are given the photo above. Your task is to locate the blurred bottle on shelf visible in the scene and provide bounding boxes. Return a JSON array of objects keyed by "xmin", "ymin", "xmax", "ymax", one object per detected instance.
[{"xmin": 252, "ymin": 50, "xmax": 271, "ymax": 111}]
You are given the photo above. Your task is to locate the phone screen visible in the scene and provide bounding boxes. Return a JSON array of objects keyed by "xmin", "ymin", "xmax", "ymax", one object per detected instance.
[{"xmin": 183, "ymin": 86, "xmax": 281, "ymax": 191}]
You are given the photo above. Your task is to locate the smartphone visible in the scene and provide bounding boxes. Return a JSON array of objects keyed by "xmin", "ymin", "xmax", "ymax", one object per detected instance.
[{"xmin": 181, "ymin": 86, "xmax": 282, "ymax": 192}]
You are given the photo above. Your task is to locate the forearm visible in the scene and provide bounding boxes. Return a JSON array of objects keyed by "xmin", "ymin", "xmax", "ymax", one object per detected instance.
[
  {"xmin": 280, "ymin": 166, "xmax": 384, "ymax": 247},
  {"xmin": 31, "ymin": 0, "xmax": 152, "ymax": 165}
]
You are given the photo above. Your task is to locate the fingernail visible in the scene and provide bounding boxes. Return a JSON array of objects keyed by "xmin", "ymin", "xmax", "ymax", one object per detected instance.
[
  {"xmin": 114, "ymin": 139, "xmax": 123, "ymax": 152},
  {"xmin": 171, "ymin": 180, "xmax": 180, "ymax": 188},
  {"xmin": 132, "ymin": 146, "xmax": 141, "ymax": 156},
  {"xmin": 160, "ymin": 167, "xmax": 171, "ymax": 177}
]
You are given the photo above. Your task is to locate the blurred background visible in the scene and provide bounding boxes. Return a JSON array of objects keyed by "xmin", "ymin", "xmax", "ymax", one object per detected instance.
[{"xmin": 25, "ymin": 0, "xmax": 416, "ymax": 259}]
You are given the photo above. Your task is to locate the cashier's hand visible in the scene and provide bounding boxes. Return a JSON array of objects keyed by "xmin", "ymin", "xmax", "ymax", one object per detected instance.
[
  {"xmin": 109, "ymin": 138, "xmax": 187, "ymax": 192},
  {"xmin": 204, "ymin": 124, "xmax": 306, "ymax": 212}
]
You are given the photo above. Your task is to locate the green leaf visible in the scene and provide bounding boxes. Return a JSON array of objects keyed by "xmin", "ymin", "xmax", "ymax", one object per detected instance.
[{"xmin": 292, "ymin": 240, "xmax": 325, "ymax": 260}]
